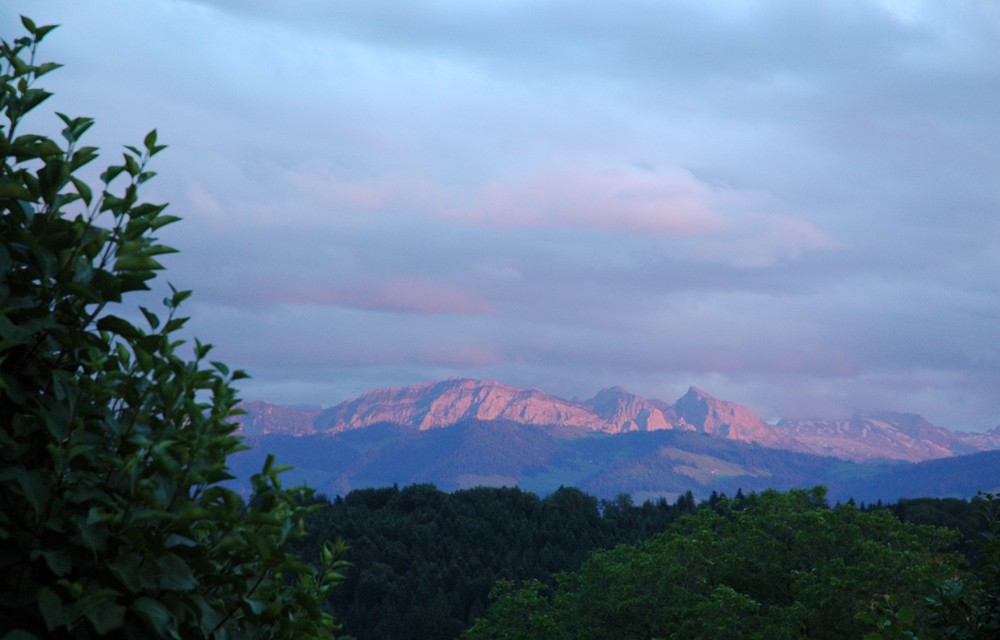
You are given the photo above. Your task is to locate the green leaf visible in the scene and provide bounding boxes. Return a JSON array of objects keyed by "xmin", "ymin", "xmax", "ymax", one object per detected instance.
[
  {"xmin": 69, "ymin": 176, "xmax": 93, "ymax": 205},
  {"xmin": 35, "ymin": 61, "xmax": 62, "ymax": 77},
  {"xmin": 1, "ymin": 630, "xmax": 41, "ymax": 640},
  {"xmin": 11, "ymin": 134, "xmax": 62, "ymax": 158},
  {"xmin": 96, "ymin": 315, "xmax": 141, "ymax": 339},
  {"xmin": 0, "ymin": 466, "xmax": 51, "ymax": 514},
  {"xmin": 149, "ymin": 214, "xmax": 181, "ymax": 230},
  {"xmin": 156, "ymin": 553, "xmax": 198, "ymax": 591},
  {"xmin": 164, "ymin": 534, "xmax": 197, "ymax": 548},
  {"xmin": 37, "ymin": 587, "xmax": 64, "ymax": 631},
  {"xmin": 35, "ymin": 24, "xmax": 59, "ymax": 41},
  {"xmin": 0, "ymin": 182, "xmax": 34, "ymax": 200},
  {"xmin": 139, "ymin": 306, "xmax": 160, "ymax": 330},
  {"xmin": 194, "ymin": 339, "xmax": 212, "ymax": 359},
  {"xmin": 114, "ymin": 253, "xmax": 163, "ymax": 271},
  {"xmin": 100, "ymin": 165, "xmax": 125, "ymax": 184},
  {"xmin": 57, "ymin": 113, "xmax": 94, "ymax": 143},
  {"xmin": 132, "ymin": 597, "xmax": 175, "ymax": 637},
  {"xmin": 21, "ymin": 88, "xmax": 52, "ymax": 112},
  {"xmin": 897, "ymin": 606, "xmax": 914, "ymax": 625},
  {"xmin": 123, "ymin": 153, "xmax": 141, "ymax": 177},
  {"xmin": 243, "ymin": 597, "xmax": 267, "ymax": 615},
  {"xmin": 38, "ymin": 549, "xmax": 72, "ymax": 577},
  {"xmin": 84, "ymin": 600, "xmax": 126, "ymax": 634},
  {"xmin": 165, "ymin": 286, "xmax": 192, "ymax": 308},
  {"xmin": 145, "ymin": 245, "xmax": 179, "ymax": 257}
]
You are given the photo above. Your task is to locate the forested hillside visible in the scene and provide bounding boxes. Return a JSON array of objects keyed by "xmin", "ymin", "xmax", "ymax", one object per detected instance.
[
  {"xmin": 294, "ymin": 484, "xmax": 999, "ymax": 640},
  {"xmin": 295, "ymin": 484, "xmax": 696, "ymax": 639}
]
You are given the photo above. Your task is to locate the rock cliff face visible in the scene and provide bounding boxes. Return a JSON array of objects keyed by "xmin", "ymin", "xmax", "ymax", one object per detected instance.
[{"xmin": 314, "ymin": 378, "xmax": 600, "ymax": 432}]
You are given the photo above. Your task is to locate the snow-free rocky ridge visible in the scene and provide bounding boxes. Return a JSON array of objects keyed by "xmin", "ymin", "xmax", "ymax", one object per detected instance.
[{"xmin": 235, "ymin": 378, "xmax": 1000, "ymax": 463}]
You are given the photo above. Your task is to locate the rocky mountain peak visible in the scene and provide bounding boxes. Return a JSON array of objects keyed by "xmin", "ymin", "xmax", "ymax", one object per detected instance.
[
  {"xmin": 671, "ymin": 386, "xmax": 810, "ymax": 451},
  {"xmin": 583, "ymin": 386, "xmax": 673, "ymax": 433}
]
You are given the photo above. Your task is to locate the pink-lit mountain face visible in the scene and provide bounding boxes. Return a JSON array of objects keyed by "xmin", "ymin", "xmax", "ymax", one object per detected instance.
[
  {"xmin": 233, "ymin": 378, "xmax": 1000, "ymax": 462},
  {"xmin": 313, "ymin": 379, "xmax": 601, "ymax": 433},
  {"xmin": 291, "ymin": 378, "xmax": 801, "ymax": 450},
  {"xmin": 662, "ymin": 387, "xmax": 812, "ymax": 453}
]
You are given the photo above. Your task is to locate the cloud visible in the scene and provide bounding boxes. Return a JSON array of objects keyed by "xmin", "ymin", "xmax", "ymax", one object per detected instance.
[
  {"xmin": 4, "ymin": 0, "xmax": 998, "ymax": 430},
  {"xmin": 272, "ymin": 279, "xmax": 496, "ymax": 315},
  {"xmin": 465, "ymin": 164, "xmax": 724, "ymax": 236}
]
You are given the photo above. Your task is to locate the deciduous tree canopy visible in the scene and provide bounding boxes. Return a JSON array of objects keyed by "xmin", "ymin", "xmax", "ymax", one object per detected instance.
[
  {"xmin": 464, "ymin": 488, "xmax": 960, "ymax": 640},
  {"xmin": 0, "ymin": 18, "xmax": 343, "ymax": 639}
]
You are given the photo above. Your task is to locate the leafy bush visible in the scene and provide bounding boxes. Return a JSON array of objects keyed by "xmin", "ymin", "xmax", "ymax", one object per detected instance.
[{"xmin": 0, "ymin": 17, "xmax": 344, "ymax": 639}]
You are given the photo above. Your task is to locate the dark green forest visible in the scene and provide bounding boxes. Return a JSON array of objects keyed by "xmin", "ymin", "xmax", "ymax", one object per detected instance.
[
  {"xmin": 293, "ymin": 485, "xmax": 999, "ymax": 640},
  {"xmin": 295, "ymin": 484, "xmax": 694, "ymax": 639}
]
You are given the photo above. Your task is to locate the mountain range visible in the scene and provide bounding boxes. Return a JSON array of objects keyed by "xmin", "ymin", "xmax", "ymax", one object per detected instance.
[{"xmin": 231, "ymin": 378, "xmax": 1000, "ymax": 503}]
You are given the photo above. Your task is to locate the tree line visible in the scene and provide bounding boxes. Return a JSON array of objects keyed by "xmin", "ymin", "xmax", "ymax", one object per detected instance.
[{"xmin": 291, "ymin": 485, "xmax": 998, "ymax": 640}]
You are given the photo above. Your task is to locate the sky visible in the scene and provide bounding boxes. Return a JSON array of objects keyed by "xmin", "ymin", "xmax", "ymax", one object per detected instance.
[{"xmin": 3, "ymin": 1, "xmax": 999, "ymax": 430}]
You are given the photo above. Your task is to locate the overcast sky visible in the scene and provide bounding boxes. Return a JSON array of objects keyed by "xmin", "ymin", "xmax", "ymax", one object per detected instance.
[{"xmin": 4, "ymin": 1, "xmax": 998, "ymax": 430}]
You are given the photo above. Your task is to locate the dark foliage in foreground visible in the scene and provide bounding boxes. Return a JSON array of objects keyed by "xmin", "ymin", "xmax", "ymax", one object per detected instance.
[{"xmin": 1, "ymin": 19, "xmax": 342, "ymax": 638}]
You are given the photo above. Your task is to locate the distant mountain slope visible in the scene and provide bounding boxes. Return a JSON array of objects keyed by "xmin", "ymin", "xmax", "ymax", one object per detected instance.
[
  {"xmin": 237, "ymin": 400, "xmax": 319, "ymax": 436},
  {"xmin": 229, "ymin": 378, "xmax": 1000, "ymax": 502},
  {"xmin": 234, "ymin": 378, "xmax": 999, "ymax": 463},
  {"xmin": 229, "ymin": 419, "xmax": 999, "ymax": 504},
  {"xmin": 831, "ymin": 450, "xmax": 1000, "ymax": 504},
  {"xmin": 776, "ymin": 412, "xmax": 1000, "ymax": 462},
  {"xmin": 776, "ymin": 412, "xmax": 952, "ymax": 462},
  {"xmin": 230, "ymin": 420, "xmax": 835, "ymax": 500}
]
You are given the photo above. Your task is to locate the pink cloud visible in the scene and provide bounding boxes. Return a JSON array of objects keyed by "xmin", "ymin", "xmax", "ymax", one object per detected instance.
[
  {"xmin": 692, "ymin": 211, "xmax": 847, "ymax": 267},
  {"xmin": 467, "ymin": 165, "xmax": 727, "ymax": 236},
  {"xmin": 323, "ymin": 340, "xmax": 506, "ymax": 368},
  {"xmin": 272, "ymin": 279, "xmax": 496, "ymax": 315},
  {"xmin": 281, "ymin": 164, "xmax": 729, "ymax": 236},
  {"xmin": 276, "ymin": 163, "xmax": 843, "ymax": 267},
  {"xmin": 284, "ymin": 170, "xmax": 439, "ymax": 214}
]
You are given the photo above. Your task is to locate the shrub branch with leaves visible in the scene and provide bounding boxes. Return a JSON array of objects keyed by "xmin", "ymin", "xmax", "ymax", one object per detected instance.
[{"xmin": 0, "ymin": 17, "xmax": 344, "ymax": 639}]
